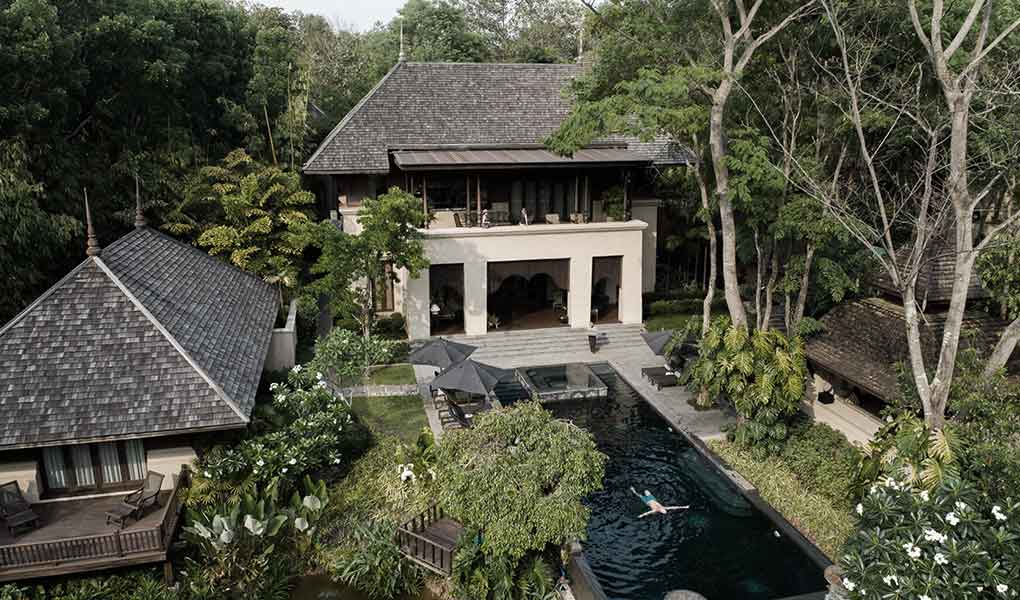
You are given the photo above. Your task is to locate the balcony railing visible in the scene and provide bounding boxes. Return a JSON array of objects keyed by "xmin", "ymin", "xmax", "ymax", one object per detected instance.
[{"xmin": 0, "ymin": 468, "xmax": 188, "ymax": 582}]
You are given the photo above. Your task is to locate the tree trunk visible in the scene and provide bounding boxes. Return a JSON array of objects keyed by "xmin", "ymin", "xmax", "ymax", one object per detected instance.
[
  {"xmin": 753, "ymin": 228, "xmax": 764, "ymax": 329},
  {"xmin": 695, "ymin": 164, "xmax": 717, "ymax": 336},
  {"xmin": 984, "ymin": 317, "xmax": 1020, "ymax": 376},
  {"xmin": 762, "ymin": 249, "xmax": 779, "ymax": 333},
  {"xmin": 709, "ymin": 83, "xmax": 747, "ymax": 330},
  {"xmin": 792, "ymin": 244, "xmax": 815, "ymax": 332}
]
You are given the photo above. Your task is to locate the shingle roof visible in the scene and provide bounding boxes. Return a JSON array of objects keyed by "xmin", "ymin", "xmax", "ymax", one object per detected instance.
[
  {"xmin": 805, "ymin": 297, "xmax": 1014, "ymax": 402},
  {"xmin": 303, "ymin": 61, "xmax": 691, "ymax": 174},
  {"xmin": 869, "ymin": 236, "xmax": 988, "ymax": 305},
  {"xmin": 0, "ymin": 228, "xmax": 278, "ymax": 449}
]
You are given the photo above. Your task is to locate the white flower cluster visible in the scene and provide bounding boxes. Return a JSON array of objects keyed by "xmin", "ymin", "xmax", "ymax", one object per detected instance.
[
  {"xmin": 902, "ymin": 542, "xmax": 922, "ymax": 560},
  {"xmin": 923, "ymin": 527, "xmax": 948, "ymax": 544},
  {"xmin": 992, "ymin": 505, "xmax": 1008, "ymax": 522}
]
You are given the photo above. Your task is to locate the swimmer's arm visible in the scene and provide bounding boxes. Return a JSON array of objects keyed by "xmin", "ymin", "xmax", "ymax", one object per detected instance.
[{"xmin": 638, "ymin": 509, "xmax": 657, "ymax": 519}]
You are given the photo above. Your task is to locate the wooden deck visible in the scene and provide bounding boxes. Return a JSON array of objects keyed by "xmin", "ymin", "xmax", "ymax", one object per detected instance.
[
  {"xmin": 0, "ymin": 472, "xmax": 187, "ymax": 582},
  {"xmin": 396, "ymin": 504, "xmax": 464, "ymax": 576}
]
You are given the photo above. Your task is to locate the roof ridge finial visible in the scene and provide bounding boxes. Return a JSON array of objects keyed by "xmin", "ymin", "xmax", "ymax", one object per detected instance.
[
  {"xmin": 134, "ymin": 173, "xmax": 146, "ymax": 228},
  {"xmin": 399, "ymin": 18, "xmax": 406, "ymax": 62},
  {"xmin": 84, "ymin": 189, "xmax": 101, "ymax": 258}
]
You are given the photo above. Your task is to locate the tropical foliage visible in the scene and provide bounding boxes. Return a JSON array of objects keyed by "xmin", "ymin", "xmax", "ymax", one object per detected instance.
[
  {"xmin": 188, "ymin": 366, "xmax": 368, "ymax": 507},
  {"xmin": 182, "ymin": 478, "xmax": 329, "ymax": 599},
  {"xmin": 308, "ymin": 328, "xmax": 400, "ymax": 387},
  {"xmin": 684, "ymin": 317, "xmax": 807, "ymax": 456},
  {"xmin": 435, "ymin": 401, "xmax": 607, "ymax": 560},
  {"xmin": 166, "ymin": 148, "xmax": 314, "ymax": 298},
  {"xmin": 328, "ymin": 521, "xmax": 424, "ymax": 600},
  {"xmin": 840, "ymin": 478, "xmax": 1019, "ymax": 599},
  {"xmin": 0, "ymin": 571, "xmax": 176, "ymax": 600}
]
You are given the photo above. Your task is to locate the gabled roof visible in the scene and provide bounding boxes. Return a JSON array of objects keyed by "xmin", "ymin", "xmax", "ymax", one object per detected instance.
[
  {"xmin": 0, "ymin": 227, "xmax": 278, "ymax": 449},
  {"xmin": 805, "ymin": 298, "xmax": 1015, "ymax": 402},
  {"xmin": 303, "ymin": 61, "xmax": 691, "ymax": 174}
]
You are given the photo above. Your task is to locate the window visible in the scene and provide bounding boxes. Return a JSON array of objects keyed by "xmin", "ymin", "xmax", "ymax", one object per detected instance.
[
  {"xmin": 425, "ymin": 174, "xmax": 468, "ymax": 211},
  {"xmin": 374, "ymin": 263, "xmax": 395, "ymax": 312},
  {"xmin": 40, "ymin": 440, "xmax": 147, "ymax": 495}
]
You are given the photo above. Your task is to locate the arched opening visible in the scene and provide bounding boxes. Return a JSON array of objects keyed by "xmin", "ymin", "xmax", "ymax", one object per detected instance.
[{"xmin": 487, "ymin": 260, "xmax": 569, "ymax": 331}]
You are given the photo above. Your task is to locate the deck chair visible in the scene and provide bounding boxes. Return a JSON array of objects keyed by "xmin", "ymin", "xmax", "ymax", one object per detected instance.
[
  {"xmin": 545, "ymin": 214, "xmax": 561, "ymax": 224},
  {"xmin": 432, "ymin": 211, "xmax": 457, "ymax": 229},
  {"xmin": 107, "ymin": 471, "xmax": 164, "ymax": 527},
  {"xmin": 0, "ymin": 481, "xmax": 40, "ymax": 536},
  {"xmin": 446, "ymin": 399, "xmax": 474, "ymax": 429}
]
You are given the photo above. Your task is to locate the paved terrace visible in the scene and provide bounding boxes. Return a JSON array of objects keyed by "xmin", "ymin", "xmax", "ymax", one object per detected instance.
[{"xmin": 414, "ymin": 323, "xmax": 734, "ymax": 440}]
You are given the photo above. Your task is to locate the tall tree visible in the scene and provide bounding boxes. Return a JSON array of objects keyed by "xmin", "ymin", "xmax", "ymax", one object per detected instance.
[{"xmin": 789, "ymin": 0, "xmax": 1020, "ymax": 427}]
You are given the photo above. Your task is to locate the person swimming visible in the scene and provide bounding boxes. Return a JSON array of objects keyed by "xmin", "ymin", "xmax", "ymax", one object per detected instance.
[{"xmin": 631, "ymin": 487, "xmax": 689, "ymax": 518}]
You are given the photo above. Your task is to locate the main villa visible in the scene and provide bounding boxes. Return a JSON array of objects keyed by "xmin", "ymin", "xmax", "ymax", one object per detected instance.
[{"xmin": 303, "ymin": 60, "xmax": 690, "ymax": 339}]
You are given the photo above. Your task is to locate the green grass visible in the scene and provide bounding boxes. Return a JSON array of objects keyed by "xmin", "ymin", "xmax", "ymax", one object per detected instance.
[
  {"xmin": 361, "ymin": 363, "xmax": 416, "ymax": 386},
  {"xmin": 708, "ymin": 439, "xmax": 855, "ymax": 559},
  {"xmin": 351, "ymin": 395, "xmax": 427, "ymax": 442},
  {"xmin": 644, "ymin": 311, "xmax": 700, "ymax": 332}
]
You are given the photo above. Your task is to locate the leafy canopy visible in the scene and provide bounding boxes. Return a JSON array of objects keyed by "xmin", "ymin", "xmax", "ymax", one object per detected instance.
[{"xmin": 435, "ymin": 402, "xmax": 607, "ymax": 560}]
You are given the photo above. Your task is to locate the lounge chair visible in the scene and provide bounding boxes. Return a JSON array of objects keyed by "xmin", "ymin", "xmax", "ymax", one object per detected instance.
[
  {"xmin": 432, "ymin": 211, "xmax": 457, "ymax": 229},
  {"xmin": 641, "ymin": 366, "xmax": 679, "ymax": 391},
  {"xmin": 106, "ymin": 471, "xmax": 164, "ymax": 528},
  {"xmin": 0, "ymin": 481, "xmax": 40, "ymax": 536},
  {"xmin": 545, "ymin": 214, "xmax": 561, "ymax": 224},
  {"xmin": 446, "ymin": 399, "xmax": 474, "ymax": 429}
]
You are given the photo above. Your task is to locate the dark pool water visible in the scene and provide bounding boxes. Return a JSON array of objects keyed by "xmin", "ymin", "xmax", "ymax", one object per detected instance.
[{"xmin": 542, "ymin": 363, "xmax": 826, "ymax": 600}]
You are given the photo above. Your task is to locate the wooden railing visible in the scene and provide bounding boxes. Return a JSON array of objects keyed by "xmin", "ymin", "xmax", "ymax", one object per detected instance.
[
  {"xmin": 0, "ymin": 467, "xmax": 189, "ymax": 572},
  {"xmin": 396, "ymin": 504, "xmax": 456, "ymax": 576}
]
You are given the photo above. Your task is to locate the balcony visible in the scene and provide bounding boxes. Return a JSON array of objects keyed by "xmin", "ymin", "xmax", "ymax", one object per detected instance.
[{"xmin": 0, "ymin": 470, "xmax": 187, "ymax": 582}]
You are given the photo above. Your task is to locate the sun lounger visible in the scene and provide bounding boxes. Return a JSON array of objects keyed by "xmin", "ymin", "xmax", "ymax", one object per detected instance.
[
  {"xmin": 106, "ymin": 471, "xmax": 164, "ymax": 528},
  {"xmin": 641, "ymin": 366, "xmax": 679, "ymax": 391}
]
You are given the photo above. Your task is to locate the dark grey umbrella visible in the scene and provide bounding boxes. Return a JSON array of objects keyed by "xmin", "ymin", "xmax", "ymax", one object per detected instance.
[
  {"xmin": 642, "ymin": 330, "xmax": 675, "ymax": 356},
  {"xmin": 432, "ymin": 359, "xmax": 510, "ymax": 396},
  {"xmin": 409, "ymin": 338, "xmax": 477, "ymax": 369}
]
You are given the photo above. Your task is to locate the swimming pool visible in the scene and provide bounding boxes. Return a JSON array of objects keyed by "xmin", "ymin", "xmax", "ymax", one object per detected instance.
[
  {"xmin": 518, "ymin": 363, "xmax": 609, "ymax": 402},
  {"xmin": 535, "ymin": 363, "xmax": 827, "ymax": 600}
]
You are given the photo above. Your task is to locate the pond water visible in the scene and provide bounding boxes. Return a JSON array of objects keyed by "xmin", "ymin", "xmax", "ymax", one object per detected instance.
[
  {"xmin": 540, "ymin": 363, "xmax": 827, "ymax": 600},
  {"xmin": 290, "ymin": 575, "xmax": 441, "ymax": 600}
]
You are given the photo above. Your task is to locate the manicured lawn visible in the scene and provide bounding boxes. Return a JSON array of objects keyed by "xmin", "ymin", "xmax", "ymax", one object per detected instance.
[
  {"xmin": 708, "ymin": 439, "xmax": 855, "ymax": 559},
  {"xmin": 362, "ymin": 363, "xmax": 416, "ymax": 386},
  {"xmin": 645, "ymin": 311, "xmax": 700, "ymax": 332},
  {"xmin": 351, "ymin": 395, "xmax": 427, "ymax": 442}
]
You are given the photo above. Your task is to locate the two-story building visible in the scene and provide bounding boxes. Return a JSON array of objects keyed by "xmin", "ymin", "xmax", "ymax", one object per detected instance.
[{"xmin": 303, "ymin": 60, "xmax": 689, "ymax": 338}]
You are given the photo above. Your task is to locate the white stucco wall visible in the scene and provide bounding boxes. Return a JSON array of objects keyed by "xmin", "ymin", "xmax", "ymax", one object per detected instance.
[
  {"xmin": 146, "ymin": 446, "xmax": 198, "ymax": 490},
  {"xmin": 0, "ymin": 460, "xmax": 43, "ymax": 503},
  {"xmin": 406, "ymin": 221, "xmax": 647, "ymax": 338},
  {"xmin": 631, "ymin": 199, "xmax": 660, "ymax": 293},
  {"xmin": 265, "ymin": 299, "xmax": 298, "ymax": 372}
]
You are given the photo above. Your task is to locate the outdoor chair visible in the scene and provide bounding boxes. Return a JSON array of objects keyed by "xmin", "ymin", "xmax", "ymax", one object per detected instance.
[
  {"xmin": 446, "ymin": 398, "xmax": 474, "ymax": 429},
  {"xmin": 641, "ymin": 366, "xmax": 679, "ymax": 391},
  {"xmin": 545, "ymin": 214, "xmax": 561, "ymax": 224},
  {"xmin": 0, "ymin": 481, "xmax": 40, "ymax": 537},
  {"xmin": 106, "ymin": 471, "xmax": 164, "ymax": 528},
  {"xmin": 432, "ymin": 211, "xmax": 457, "ymax": 229}
]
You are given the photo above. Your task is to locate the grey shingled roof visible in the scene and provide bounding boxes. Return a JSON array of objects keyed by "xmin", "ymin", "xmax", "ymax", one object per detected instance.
[
  {"xmin": 303, "ymin": 61, "xmax": 690, "ymax": 174},
  {"xmin": 870, "ymin": 235, "xmax": 988, "ymax": 305},
  {"xmin": 805, "ymin": 297, "xmax": 1015, "ymax": 402},
  {"xmin": 0, "ymin": 228, "xmax": 277, "ymax": 449}
]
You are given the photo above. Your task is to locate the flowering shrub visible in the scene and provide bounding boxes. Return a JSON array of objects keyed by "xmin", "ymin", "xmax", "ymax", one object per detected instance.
[
  {"xmin": 190, "ymin": 367, "xmax": 368, "ymax": 505},
  {"xmin": 841, "ymin": 477, "xmax": 1019, "ymax": 599}
]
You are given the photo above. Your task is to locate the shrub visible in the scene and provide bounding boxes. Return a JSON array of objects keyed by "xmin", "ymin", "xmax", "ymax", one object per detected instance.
[
  {"xmin": 840, "ymin": 477, "xmax": 1019, "ymax": 599},
  {"xmin": 310, "ymin": 328, "xmax": 398, "ymax": 386},
  {"xmin": 189, "ymin": 367, "xmax": 368, "ymax": 506},
  {"xmin": 451, "ymin": 539, "xmax": 558, "ymax": 600},
  {"xmin": 436, "ymin": 402, "xmax": 607, "ymax": 560},
  {"xmin": 328, "ymin": 521, "xmax": 424, "ymax": 600},
  {"xmin": 709, "ymin": 439, "xmax": 855, "ymax": 558},
  {"xmin": 684, "ymin": 317, "xmax": 807, "ymax": 457},
  {"xmin": 852, "ymin": 413, "xmax": 960, "ymax": 498},
  {"xmin": 0, "ymin": 571, "xmax": 176, "ymax": 600},
  {"xmin": 780, "ymin": 420, "xmax": 859, "ymax": 510},
  {"xmin": 181, "ymin": 479, "xmax": 328, "ymax": 599},
  {"xmin": 372, "ymin": 312, "xmax": 406, "ymax": 339}
]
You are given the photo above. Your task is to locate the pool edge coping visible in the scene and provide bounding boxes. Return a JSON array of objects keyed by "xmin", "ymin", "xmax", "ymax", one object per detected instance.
[{"xmin": 604, "ymin": 360, "xmax": 835, "ymax": 574}]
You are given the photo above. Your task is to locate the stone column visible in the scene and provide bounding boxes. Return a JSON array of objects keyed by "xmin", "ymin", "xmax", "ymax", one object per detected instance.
[
  {"xmin": 463, "ymin": 261, "xmax": 488, "ymax": 335},
  {"xmin": 620, "ymin": 244, "xmax": 643, "ymax": 324},
  {"xmin": 569, "ymin": 256, "xmax": 593, "ymax": 328},
  {"xmin": 406, "ymin": 269, "xmax": 431, "ymax": 339}
]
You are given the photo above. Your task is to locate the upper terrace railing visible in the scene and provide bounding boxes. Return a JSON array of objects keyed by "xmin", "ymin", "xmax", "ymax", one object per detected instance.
[
  {"xmin": 0, "ymin": 467, "xmax": 188, "ymax": 581},
  {"xmin": 395, "ymin": 503, "xmax": 463, "ymax": 576}
]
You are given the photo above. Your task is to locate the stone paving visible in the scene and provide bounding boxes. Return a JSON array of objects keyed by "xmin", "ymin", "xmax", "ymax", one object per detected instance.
[
  {"xmin": 413, "ymin": 324, "xmax": 734, "ymax": 441},
  {"xmin": 339, "ymin": 383, "xmax": 419, "ymax": 398}
]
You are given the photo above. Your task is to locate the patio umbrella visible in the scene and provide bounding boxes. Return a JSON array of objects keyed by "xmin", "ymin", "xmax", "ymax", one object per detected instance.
[
  {"xmin": 408, "ymin": 337, "xmax": 477, "ymax": 369},
  {"xmin": 431, "ymin": 359, "xmax": 510, "ymax": 396},
  {"xmin": 642, "ymin": 330, "xmax": 675, "ymax": 356}
]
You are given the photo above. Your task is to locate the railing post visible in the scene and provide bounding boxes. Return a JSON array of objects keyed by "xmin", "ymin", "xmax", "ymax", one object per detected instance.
[{"xmin": 115, "ymin": 530, "xmax": 123, "ymax": 556}]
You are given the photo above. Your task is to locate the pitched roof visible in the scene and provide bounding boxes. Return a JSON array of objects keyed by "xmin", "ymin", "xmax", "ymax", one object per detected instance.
[
  {"xmin": 303, "ymin": 61, "xmax": 691, "ymax": 174},
  {"xmin": 0, "ymin": 228, "xmax": 278, "ymax": 449},
  {"xmin": 805, "ymin": 297, "xmax": 1015, "ymax": 402},
  {"xmin": 869, "ymin": 235, "xmax": 988, "ymax": 305}
]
